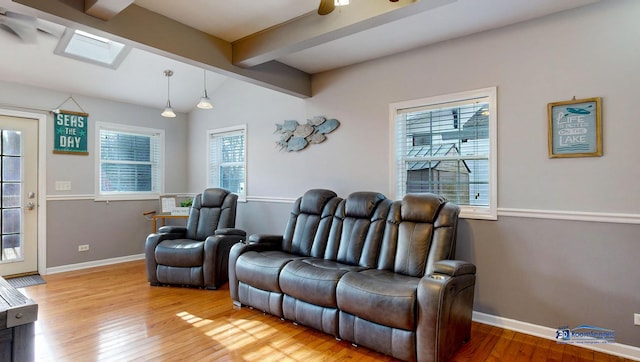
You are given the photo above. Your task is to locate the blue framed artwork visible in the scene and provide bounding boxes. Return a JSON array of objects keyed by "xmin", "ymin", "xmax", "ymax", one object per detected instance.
[{"xmin": 548, "ymin": 97, "xmax": 602, "ymax": 158}]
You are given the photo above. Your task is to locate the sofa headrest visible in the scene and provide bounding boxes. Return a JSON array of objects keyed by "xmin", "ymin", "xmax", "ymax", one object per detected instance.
[
  {"xmin": 200, "ymin": 188, "xmax": 231, "ymax": 208},
  {"xmin": 344, "ymin": 192, "xmax": 387, "ymax": 219},
  {"xmin": 300, "ymin": 189, "xmax": 338, "ymax": 214},
  {"xmin": 400, "ymin": 193, "xmax": 447, "ymax": 223}
]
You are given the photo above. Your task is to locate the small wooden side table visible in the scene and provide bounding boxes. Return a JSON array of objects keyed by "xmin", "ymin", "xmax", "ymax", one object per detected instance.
[{"xmin": 151, "ymin": 214, "xmax": 189, "ymax": 233}]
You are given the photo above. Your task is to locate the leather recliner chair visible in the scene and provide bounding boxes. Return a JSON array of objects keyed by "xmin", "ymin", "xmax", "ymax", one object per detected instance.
[{"xmin": 145, "ymin": 188, "xmax": 246, "ymax": 289}]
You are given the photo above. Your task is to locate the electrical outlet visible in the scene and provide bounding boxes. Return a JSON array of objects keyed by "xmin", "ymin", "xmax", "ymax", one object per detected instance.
[
  {"xmin": 635, "ymin": 313, "xmax": 640, "ymax": 326},
  {"xmin": 78, "ymin": 244, "xmax": 89, "ymax": 252}
]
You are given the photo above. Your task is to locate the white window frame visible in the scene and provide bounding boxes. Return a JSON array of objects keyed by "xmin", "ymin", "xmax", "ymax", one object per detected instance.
[
  {"xmin": 389, "ymin": 87, "xmax": 497, "ymax": 220},
  {"xmin": 95, "ymin": 122, "xmax": 165, "ymax": 201},
  {"xmin": 207, "ymin": 125, "xmax": 247, "ymax": 201}
]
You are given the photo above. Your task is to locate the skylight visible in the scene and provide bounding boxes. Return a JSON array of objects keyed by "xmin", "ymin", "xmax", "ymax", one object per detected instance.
[{"xmin": 54, "ymin": 28, "xmax": 130, "ymax": 69}]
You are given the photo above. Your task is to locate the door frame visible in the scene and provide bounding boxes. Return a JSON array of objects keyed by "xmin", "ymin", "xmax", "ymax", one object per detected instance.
[{"xmin": 0, "ymin": 108, "xmax": 47, "ymax": 275}]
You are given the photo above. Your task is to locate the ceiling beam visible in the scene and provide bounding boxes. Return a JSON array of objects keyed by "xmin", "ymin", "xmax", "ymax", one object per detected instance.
[
  {"xmin": 84, "ymin": 0, "xmax": 133, "ymax": 20},
  {"xmin": 233, "ymin": 0, "xmax": 456, "ymax": 68},
  {"xmin": 8, "ymin": 0, "xmax": 311, "ymax": 98}
]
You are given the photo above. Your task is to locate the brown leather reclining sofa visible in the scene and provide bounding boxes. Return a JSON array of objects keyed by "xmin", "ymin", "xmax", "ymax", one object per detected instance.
[{"xmin": 228, "ymin": 189, "xmax": 476, "ymax": 362}]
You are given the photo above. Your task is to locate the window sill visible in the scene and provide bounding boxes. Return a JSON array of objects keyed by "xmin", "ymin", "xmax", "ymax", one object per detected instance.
[{"xmin": 459, "ymin": 207, "xmax": 497, "ymax": 221}]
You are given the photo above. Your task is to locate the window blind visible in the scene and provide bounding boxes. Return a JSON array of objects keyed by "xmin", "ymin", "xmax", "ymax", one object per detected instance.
[
  {"xmin": 208, "ymin": 127, "xmax": 246, "ymax": 197},
  {"xmin": 395, "ymin": 97, "xmax": 491, "ymax": 207},
  {"xmin": 99, "ymin": 127, "xmax": 161, "ymax": 195}
]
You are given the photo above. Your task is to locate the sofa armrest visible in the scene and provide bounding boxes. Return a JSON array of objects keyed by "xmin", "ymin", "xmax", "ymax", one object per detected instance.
[
  {"xmin": 228, "ymin": 234, "xmax": 283, "ymax": 303},
  {"xmin": 203, "ymin": 233, "xmax": 246, "ymax": 289},
  {"xmin": 215, "ymin": 228, "xmax": 247, "ymax": 238},
  {"xmin": 157, "ymin": 225, "xmax": 187, "ymax": 234},
  {"xmin": 431, "ymin": 260, "xmax": 476, "ymax": 277},
  {"xmin": 248, "ymin": 233, "xmax": 283, "ymax": 244},
  {"xmin": 417, "ymin": 261, "xmax": 476, "ymax": 362},
  {"xmin": 144, "ymin": 231, "xmax": 186, "ymax": 284}
]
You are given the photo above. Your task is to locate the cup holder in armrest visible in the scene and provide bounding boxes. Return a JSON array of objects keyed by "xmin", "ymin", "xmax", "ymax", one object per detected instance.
[{"xmin": 428, "ymin": 274, "xmax": 447, "ymax": 280}]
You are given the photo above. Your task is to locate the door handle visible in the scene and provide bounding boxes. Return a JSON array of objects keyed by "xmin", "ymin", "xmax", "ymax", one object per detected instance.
[{"xmin": 26, "ymin": 201, "xmax": 35, "ymax": 210}]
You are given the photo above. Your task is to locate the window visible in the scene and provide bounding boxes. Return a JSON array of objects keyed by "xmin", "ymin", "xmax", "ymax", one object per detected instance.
[
  {"xmin": 390, "ymin": 87, "xmax": 497, "ymax": 219},
  {"xmin": 54, "ymin": 29, "xmax": 130, "ymax": 69},
  {"xmin": 208, "ymin": 125, "xmax": 246, "ymax": 200},
  {"xmin": 95, "ymin": 122, "xmax": 164, "ymax": 200}
]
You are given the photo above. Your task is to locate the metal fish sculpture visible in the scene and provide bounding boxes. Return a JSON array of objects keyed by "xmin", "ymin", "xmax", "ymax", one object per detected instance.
[
  {"xmin": 307, "ymin": 116, "xmax": 327, "ymax": 126},
  {"xmin": 275, "ymin": 120, "xmax": 299, "ymax": 133},
  {"xmin": 306, "ymin": 132, "xmax": 326, "ymax": 144},
  {"xmin": 315, "ymin": 118, "xmax": 339, "ymax": 134},
  {"xmin": 293, "ymin": 123, "xmax": 314, "ymax": 138},
  {"xmin": 287, "ymin": 137, "xmax": 308, "ymax": 151},
  {"xmin": 274, "ymin": 116, "xmax": 339, "ymax": 151},
  {"xmin": 275, "ymin": 131, "xmax": 293, "ymax": 150}
]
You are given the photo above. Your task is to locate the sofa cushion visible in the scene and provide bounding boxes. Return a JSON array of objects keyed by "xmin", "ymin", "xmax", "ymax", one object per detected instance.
[
  {"xmin": 325, "ymin": 192, "xmax": 391, "ymax": 267},
  {"xmin": 280, "ymin": 258, "xmax": 367, "ymax": 308},
  {"xmin": 336, "ymin": 269, "xmax": 420, "ymax": 331},
  {"xmin": 235, "ymin": 250, "xmax": 304, "ymax": 293},
  {"xmin": 344, "ymin": 192, "xmax": 387, "ymax": 218},
  {"xmin": 299, "ymin": 189, "xmax": 338, "ymax": 214},
  {"xmin": 280, "ymin": 189, "xmax": 341, "ymax": 258},
  {"xmin": 400, "ymin": 193, "xmax": 446, "ymax": 223},
  {"xmin": 155, "ymin": 239, "xmax": 203, "ymax": 267}
]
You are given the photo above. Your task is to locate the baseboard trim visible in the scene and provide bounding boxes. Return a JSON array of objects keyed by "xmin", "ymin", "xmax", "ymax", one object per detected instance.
[
  {"xmin": 45, "ymin": 254, "xmax": 145, "ymax": 275},
  {"xmin": 473, "ymin": 311, "xmax": 640, "ymax": 360}
]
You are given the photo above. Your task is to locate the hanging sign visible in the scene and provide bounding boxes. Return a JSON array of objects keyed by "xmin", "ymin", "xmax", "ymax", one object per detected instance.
[{"xmin": 53, "ymin": 110, "xmax": 89, "ymax": 155}]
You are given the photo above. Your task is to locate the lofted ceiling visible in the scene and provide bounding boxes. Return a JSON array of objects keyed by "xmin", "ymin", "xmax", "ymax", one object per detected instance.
[{"xmin": 0, "ymin": 0, "xmax": 599, "ymax": 114}]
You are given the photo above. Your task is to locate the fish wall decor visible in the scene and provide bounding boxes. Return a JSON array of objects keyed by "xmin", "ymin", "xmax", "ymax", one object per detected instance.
[{"xmin": 275, "ymin": 116, "xmax": 340, "ymax": 151}]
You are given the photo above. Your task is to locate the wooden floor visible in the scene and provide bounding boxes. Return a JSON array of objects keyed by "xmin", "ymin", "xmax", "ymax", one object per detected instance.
[{"xmin": 17, "ymin": 260, "xmax": 633, "ymax": 362}]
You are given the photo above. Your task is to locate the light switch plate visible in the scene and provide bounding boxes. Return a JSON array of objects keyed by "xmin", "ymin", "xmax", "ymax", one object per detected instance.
[{"xmin": 55, "ymin": 181, "xmax": 71, "ymax": 191}]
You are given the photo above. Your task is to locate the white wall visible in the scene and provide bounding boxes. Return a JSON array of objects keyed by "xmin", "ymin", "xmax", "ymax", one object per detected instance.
[
  {"xmin": 0, "ymin": 80, "xmax": 190, "ymax": 267},
  {"xmin": 0, "ymin": 81, "xmax": 189, "ymax": 195},
  {"xmin": 188, "ymin": 76, "xmax": 392, "ymax": 199},
  {"xmin": 187, "ymin": 0, "xmax": 640, "ymax": 348},
  {"xmin": 191, "ymin": 1, "xmax": 640, "ymax": 214},
  {"xmin": 310, "ymin": 1, "xmax": 640, "ymax": 214}
]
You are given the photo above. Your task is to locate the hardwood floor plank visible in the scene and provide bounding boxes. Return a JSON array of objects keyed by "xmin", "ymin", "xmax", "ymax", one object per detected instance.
[
  {"xmin": 531, "ymin": 336, "xmax": 554, "ymax": 361},
  {"xmin": 486, "ymin": 329, "xmax": 516, "ymax": 361},
  {"xmin": 451, "ymin": 322, "xmax": 502, "ymax": 361},
  {"xmin": 15, "ymin": 260, "xmax": 634, "ymax": 362}
]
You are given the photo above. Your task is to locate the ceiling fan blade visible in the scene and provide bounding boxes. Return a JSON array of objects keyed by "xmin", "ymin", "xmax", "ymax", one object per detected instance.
[
  {"xmin": 0, "ymin": 18, "xmax": 37, "ymax": 42},
  {"xmin": 0, "ymin": 10, "xmax": 38, "ymax": 42},
  {"xmin": 4, "ymin": 10, "xmax": 37, "ymax": 26},
  {"xmin": 318, "ymin": 0, "xmax": 335, "ymax": 15}
]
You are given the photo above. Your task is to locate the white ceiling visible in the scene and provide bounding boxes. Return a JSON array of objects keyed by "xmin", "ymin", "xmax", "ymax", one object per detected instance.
[{"xmin": 0, "ymin": 0, "xmax": 599, "ymax": 114}]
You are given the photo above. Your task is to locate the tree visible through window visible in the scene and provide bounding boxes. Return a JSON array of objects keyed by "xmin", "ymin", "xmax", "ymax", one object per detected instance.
[
  {"xmin": 96, "ymin": 123, "xmax": 163, "ymax": 199},
  {"xmin": 391, "ymin": 87, "xmax": 497, "ymax": 219},
  {"xmin": 208, "ymin": 126, "xmax": 246, "ymax": 199}
]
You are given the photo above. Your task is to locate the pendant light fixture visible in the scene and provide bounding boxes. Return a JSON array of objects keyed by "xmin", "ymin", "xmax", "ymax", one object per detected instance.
[
  {"xmin": 161, "ymin": 69, "xmax": 176, "ymax": 118},
  {"xmin": 197, "ymin": 70, "xmax": 213, "ymax": 109}
]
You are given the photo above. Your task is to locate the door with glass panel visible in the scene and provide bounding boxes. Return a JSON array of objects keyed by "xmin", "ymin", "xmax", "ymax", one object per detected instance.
[{"xmin": 0, "ymin": 115, "xmax": 38, "ymax": 276}]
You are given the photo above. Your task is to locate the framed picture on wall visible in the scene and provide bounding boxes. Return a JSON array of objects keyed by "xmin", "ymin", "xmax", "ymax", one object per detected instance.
[{"xmin": 548, "ymin": 97, "xmax": 602, "ymax": 158}]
